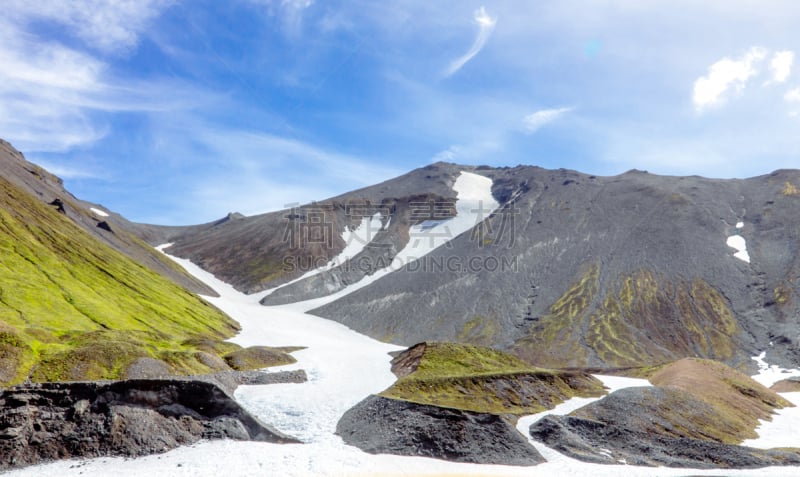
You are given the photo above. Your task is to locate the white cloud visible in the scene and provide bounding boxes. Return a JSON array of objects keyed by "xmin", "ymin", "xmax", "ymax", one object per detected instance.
[
  {"xmin": 692, "ymin": 47, "xmax": 768, "ymax": 111},
  {"xmin": 431, "ymin": 145, "xmax": 461, "ymax": 162},
  {"xmin": 770, "ymin": 50, "xmax": 794, "ymax": 83},
  {"xmin": 444, "ymin": 6, "xmax": 497, "ymax": 77},
  {"xmin": 785, "ymin": 88, "xmax": 800, "ymax": 102},
  {"xmin": 523, "ymin": 107, "xmax": 573, "ymax": 133},
  {"xmin": 4, "ymin": 0, "xmax": 172, "ymax": 53},
  {"xmin": 0, "ymin": 4, "xmax": 213, "ymax": 153}
]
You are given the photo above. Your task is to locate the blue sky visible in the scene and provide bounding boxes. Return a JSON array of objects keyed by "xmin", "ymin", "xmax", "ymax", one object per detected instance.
[{"xmin": 3, "ymin": 1, "xmax": 800, "ymax": 224}]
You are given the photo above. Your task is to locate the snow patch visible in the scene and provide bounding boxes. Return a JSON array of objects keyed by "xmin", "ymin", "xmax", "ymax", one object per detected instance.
[
  {"xmin": 751, "ymin": 352, "xmax": 800, "ymax": 388},
  {"xmin": 742, "ymin": 352, "xmax": 800, "ymax": 449},
  {"xmin": 89, "ymin": 207, "xmax": 109, "ymax": 217},
  {"xmin": 743, "ymin": 392, "xmax": 800, "ymax": 449},
  {"xmin": 726, "ymin": 234, "xmax": 750, "ymax": 263},
  {"xmin": 736, "ymin": 221, "xmax": 744, "ymax": 229}
]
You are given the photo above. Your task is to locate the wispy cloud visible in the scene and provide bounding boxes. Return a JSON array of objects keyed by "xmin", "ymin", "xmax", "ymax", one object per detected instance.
[
  {"xmin": 444, "ymin": 6, "xmax": 497, "ymax": 77},
  {"xmin": 523, "ymin": 107, "xmax": 573, "ymax": 133},
  {"xmin": 4, "ymin": 0, "xmax": 172, "ymax": 53},
  {"xmin": 431, "ymin": 145, "xmax": 461, "ymax": 163},
  {"xmin": 137, "ymin": 117, "xmax": 403, "ymax": 223},
  {"xmin": 692, "ymin": 47, "xmax": 767, "ymax": 111},
  {"xmin": 30, "ymin": 159, "xmax": 107, "ymax": 180},
  {"xmin": 770, "ymin": 50, "xmax": 794, "ymax": 83},
  {"xmin": 247, "ymin": 0, "xmax": 315, "ymax": 36},
  {"xmin": 0, "ymin": 27, "xmax": 106, "ymax": 151},
  {"xmin": 0, "ymin": 3, "xmax": 219, "ymax": 153}
]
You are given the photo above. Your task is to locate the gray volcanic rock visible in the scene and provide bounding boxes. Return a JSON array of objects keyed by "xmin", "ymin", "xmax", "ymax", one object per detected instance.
[
  {"xmin": 528, "ymin": 387, "xmax": 800, "ymax": 468},
  {"xmin": 310, "ymin": 166, "xmax": 800, "ymax": 370},
  {"xmin": 336, "ymin": 395, "xmax": 544, "ymax": 466},
  {"xmin": 0, "ymin": 379, "xmax": 299, "ymax": 470}
]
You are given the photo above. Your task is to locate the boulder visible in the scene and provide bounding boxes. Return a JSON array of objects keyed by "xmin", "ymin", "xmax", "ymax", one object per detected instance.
[{"xmin": 336, "ymin": 395, "xmax": 543, "ymax": 466}]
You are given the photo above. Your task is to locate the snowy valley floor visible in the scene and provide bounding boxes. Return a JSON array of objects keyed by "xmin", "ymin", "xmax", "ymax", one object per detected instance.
[{"xmin": 6, "ymin": 251, "xmax": 800, "ymax": 477}]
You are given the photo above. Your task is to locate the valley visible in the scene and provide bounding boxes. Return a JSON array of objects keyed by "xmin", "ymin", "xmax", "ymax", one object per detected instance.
[{"xmin": 1, "ymin": 140, "xmax": 800, "ymax": 475}]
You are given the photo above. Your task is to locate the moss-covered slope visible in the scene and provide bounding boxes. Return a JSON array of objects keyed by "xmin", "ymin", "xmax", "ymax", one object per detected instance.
[
  {"xmin": 0, "ymin": 175, "xmax": 252, "ymax": 385},
  {"xmin": 513, "ymin": 265, "xmax": 742, "ymax": 369},
  {"xmin": 380, "ymin": 342, "xmax": 605, "ymax": 415}
]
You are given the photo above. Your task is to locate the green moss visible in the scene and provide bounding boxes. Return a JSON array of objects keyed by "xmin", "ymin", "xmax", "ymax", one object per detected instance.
[
  {"xmin": 380, "ymin": 342, "xmax": 605, "ymax": 415},
  {"xmin": 514, "ymin": 266, "xmax": 741, "ymax": 369},
  {"xmin": 782, "ymin": 181, "xmax": 800, "ymax": 196},
  {"xmin": 0, "ymin": 176, "xmax": 240, "ymax": 385},
  {"xmin": 0, "ymin": 322, "xmax": 36, "ymax": 384},
  {"xmin": 457, "ymin": 315, "xmax": 498, "ymax": 345},
  {"xmin": 774, "ymin": 284, "xmax": 791, "ymax": 307},
  {"xmin": 512, "ymin": 263, "xmax": 599, "ymax": 367}
]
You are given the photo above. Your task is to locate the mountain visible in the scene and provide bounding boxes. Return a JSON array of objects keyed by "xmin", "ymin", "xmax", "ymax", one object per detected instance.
[
  {"xmin": 152, "ymin": 162, "xmax": 465, "ymax": 294},
  {"xmin": 0, "ymin": 141, "xmax": 290, "ymax": 386},
  {"xmin": 0, "ymin": 139, "xmax": 216, "ymax": 297},
  {"xmin": 154, "ymin": 162, "xmax": 800, "ymax": 371}
]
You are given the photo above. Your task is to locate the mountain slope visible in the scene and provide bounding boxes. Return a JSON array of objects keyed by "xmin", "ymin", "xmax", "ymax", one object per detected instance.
[
  {"xmin": 309, "ymin": 166, "xmax": 800, "ymax": 370},
  {"xmin": 154, "ymin": 162, "xmax": 466, "ymax": 294},
  {"xmin": 0, "ymin": 139, "xmax": 216, "ymax": 297},
  {"xmin": 0, "ymin": 167, "xmax": 242, "ymax": 386},
  {"xmin": 132, "ymin": 160, "xmax": 800, "ymax": 371}
]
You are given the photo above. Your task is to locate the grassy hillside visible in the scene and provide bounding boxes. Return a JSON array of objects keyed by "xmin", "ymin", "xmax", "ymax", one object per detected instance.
[
  {"xmin": 380, "ymin": 342, "xmax": 605, "ymax": 415},
  {"xmin": 646, "ymin": 358, "xmax": 792, "ymax": 443},
  {"xmin": 0, "ymin": 176, "xmax": 256, "ymax": 385}
]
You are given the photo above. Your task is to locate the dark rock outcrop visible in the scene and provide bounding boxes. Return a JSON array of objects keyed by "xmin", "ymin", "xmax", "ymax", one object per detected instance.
[
  {"xmin": 336, "ymin": 395, "xmax": 543, "ymax": 466},
  {"xmin": 529, "ymin": 386, "xmax": 800, "ymax": 468},
  {"xmin": 0, "ymin": 379, "xmax": 299, "ymax": 470}
]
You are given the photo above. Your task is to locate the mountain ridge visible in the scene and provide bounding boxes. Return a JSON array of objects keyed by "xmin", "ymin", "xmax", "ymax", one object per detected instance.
[{"xmin": 144, "ymin": 159, "xmax": 800, "ymax": 371}]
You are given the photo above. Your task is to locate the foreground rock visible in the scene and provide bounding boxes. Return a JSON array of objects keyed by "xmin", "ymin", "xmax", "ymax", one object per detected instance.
[
  {"xmin": 529, "ymin": 359, "xmax": 800, "ymax": 468},
  {"xmin": 336, "ymin": 395, "xmax": 543, "ymax": 466},
  {"xmin": 0, "ymin": 379, "xmax": 299, "ymax": 470},
  {"xmin": 530, "ymin": 388, "xmax": 800, "ymax": 468}
]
